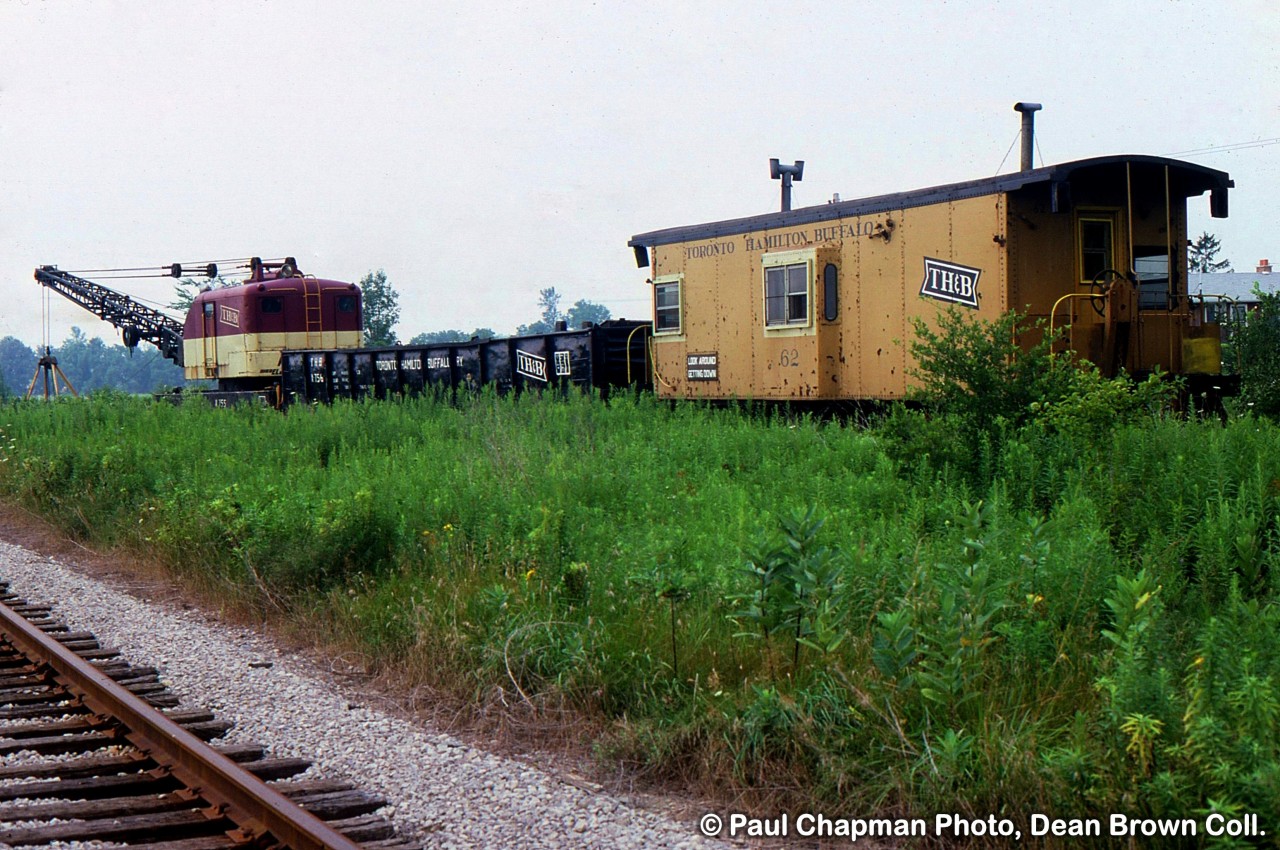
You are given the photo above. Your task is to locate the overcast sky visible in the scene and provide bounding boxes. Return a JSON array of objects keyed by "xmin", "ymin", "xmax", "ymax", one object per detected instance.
[{"xmin": 2, "ymin": 0, "xmax": 1276, "ymax": 349}]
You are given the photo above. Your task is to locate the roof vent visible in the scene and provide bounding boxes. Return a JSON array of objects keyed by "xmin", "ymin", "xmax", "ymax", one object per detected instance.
[
  {"xmin": 770, "ymin": 158, "xmax": 804, "ymax": 211},
  {"xmin": 1259, "ymin": 259, "xmax": 1273, "ymax": 274}
]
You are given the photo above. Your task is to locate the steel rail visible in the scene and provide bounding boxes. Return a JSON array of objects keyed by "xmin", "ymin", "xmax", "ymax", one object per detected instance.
[{"xmin": 0, "ymin": 596, "xmax": 364, "ymax": 850}]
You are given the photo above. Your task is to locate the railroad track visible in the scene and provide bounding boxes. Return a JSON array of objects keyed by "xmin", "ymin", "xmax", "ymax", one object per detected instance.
[{"xmin": 0, "ymin": 581, "xmax": 418, "ymax": 849}]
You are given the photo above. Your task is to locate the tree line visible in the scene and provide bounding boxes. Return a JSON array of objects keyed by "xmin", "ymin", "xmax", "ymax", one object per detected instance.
[
  {"xmin": 0, "ymin": 330, "xmax": 185, "ymax": 398},
  {"xmin": 358, "ymin": 271, "xmax": 611, "ymax": 347}
]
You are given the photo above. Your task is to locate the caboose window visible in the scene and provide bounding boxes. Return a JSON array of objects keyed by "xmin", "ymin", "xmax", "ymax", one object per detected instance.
[
  {"xmin": 1134, "ymin": 248, "xmax": 1171, "ymax": 310},
  {"xmin": 1079, "ymin": 216, "xmax": 1114, "ymax": 283},
  {"xmin": 823, "ymin": 263, "xmax": 839, "ymax": 321},
  {"xmin": 653, "ymin": 275, "xmax": 683, "ymax": 335},
  {"xmin": 764, "ymin": 261, "xmax": 810, "ymax": 327}
]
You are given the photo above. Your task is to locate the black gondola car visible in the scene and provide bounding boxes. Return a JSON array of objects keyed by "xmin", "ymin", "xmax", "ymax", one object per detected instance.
[{"xmin": 280, "ymin": 320, "xmax": 652, "ymax": 405}]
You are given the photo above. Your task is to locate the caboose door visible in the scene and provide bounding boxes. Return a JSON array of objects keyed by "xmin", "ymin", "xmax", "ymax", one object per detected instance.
[{"xmin": 1076, "ymin": 210, "xmax": 1133, "ymax": 375}]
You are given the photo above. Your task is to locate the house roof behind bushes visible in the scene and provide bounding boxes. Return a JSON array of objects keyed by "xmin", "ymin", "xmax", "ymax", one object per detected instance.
[{"xmin": 1189, "ymin": 271, "xmax": 1280, "ymax": 303}]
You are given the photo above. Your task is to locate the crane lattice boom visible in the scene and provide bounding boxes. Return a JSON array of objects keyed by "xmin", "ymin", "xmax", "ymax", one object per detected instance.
[{"xmin": 34, "ymin": 266, "xmax": 185, "ymax": 367}]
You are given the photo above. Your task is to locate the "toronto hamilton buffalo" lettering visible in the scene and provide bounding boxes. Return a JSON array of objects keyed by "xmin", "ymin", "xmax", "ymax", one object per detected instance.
[
  {"xmin": 684, "ymin": 242, "xmax": 736, "ymax": 260},
  {"xmin": 680, "ymin": 220, "xmax": 889, "ymax": 259},
  {"xmin": 743, "ymin": 221, "xmax": 883, "ymax": 252}
]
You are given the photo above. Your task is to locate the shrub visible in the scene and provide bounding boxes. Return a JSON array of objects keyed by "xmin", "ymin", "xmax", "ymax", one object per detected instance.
[
  {"xmin": 907, "ymin": 308, "xmax": 1076, "ymax": 434},
  {"xmin": 1034, "ymin": 366, "xmax": 1176, "ymax": 440},
  {"xmin": 1233, "ymin": 285, "xmax": 1280, "ymax": 417}
]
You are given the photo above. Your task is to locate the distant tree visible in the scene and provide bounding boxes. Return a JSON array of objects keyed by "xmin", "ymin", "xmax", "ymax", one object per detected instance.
[
  {"xmin": 41, "ymin": 327, "xmax": 184, "ymax": 394},
  {"xmin": 51, "ymin": 327, "xmax": 99, "ymax": 391},
  {"xmin": 538, "ymin": 287, "xmax": 563, "ymax": 326},
  {"xmin": 0, "ymin": 330, "xmax": 182, "ymax": 396},
  {"xmin": 515, "ymin": 320, "xmax": 549, "ymax": 336},
  {"xmin": 169, "ymin": 276, "xmax": 234, "ymax": 313},
  {"xmin": 0, "ymin": 333, "xmax": 183, "ymax": 395},
  {"xmin": 516, "ymin": 287, "xmax": 567, "ymax": 335},
  {"xmin": 408, "ymin": 328, "xmax": 497, "ymax": 345},
  {"xmin": 359, "ymin": 269, "xmax": 401, "ymax": 347},
  {"xmin": 409, "ymin": 330, "xmax": 467, "ymax": 345},
  {"xmin": 565, "ymin": 299, "xmax": 611, "ymax": 328},
  {"xmin": 1189, "ymin": 232, "xmax": 1233, "ymax": 273},
  {"xmin": 0, "ymin": 336, "xmax": 36, "ymax": 396}
]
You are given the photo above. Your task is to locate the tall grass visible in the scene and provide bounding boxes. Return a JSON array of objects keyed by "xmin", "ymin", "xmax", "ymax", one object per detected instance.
[{"xmin": 1, "ymin": 391, "xmax": 1278, "ymax": 843}]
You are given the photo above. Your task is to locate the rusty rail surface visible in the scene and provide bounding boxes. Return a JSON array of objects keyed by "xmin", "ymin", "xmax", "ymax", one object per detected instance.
[{"xmin": 0, "ymin": 590, "xmax": 368, "ymax": 850}]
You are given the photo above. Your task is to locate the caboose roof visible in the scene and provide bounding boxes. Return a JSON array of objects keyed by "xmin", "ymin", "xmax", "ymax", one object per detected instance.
[{"xmin": 628, "ymin": 155, "xmax": 1232, "ymax": 249}]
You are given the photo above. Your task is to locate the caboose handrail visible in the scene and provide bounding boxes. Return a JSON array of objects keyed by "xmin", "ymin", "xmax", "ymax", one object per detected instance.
[
  {"xmin": 625, "ymin": 323, "xmax": 651, "ymax": 386},
  {"xmin": 1048, "ymin": 292, "xmax": 1100, "ymax": 356},
  {"xmin": 646, "ymin": 337, "xmax": 675, "ymax": 389},
  {"xmin": 1190, "ymin": 292, "xmax": 1238, "ymax": 305}
]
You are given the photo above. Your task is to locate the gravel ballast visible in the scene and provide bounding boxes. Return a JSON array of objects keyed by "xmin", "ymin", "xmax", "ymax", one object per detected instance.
[{"xmin": 0, "ymin": 539, "xmax": 729, "ymax": 849}]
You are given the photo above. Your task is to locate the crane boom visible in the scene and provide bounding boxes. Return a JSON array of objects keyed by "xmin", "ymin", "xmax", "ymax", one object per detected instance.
[{"xmin": 34, "ymin": 266, "xmax": 186, "ymax": 367}]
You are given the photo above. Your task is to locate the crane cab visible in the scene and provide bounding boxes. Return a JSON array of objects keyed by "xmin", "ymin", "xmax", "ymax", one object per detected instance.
[{"xmin": 182, "ymin": 257, "xmax": 363, "ymax": 390}]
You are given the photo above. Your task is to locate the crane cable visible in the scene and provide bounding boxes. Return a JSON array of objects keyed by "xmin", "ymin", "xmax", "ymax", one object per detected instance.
[
  {"xmin": 61, "ymin": 257, "xmax": 298, "ymax": 280},
  {"xmin": 63, "ymin": 257, "xmax": 253, "ymax": 276},
  {"xmin": 41, "ymin": 287, "xmax": 51, "ymax": 353}
]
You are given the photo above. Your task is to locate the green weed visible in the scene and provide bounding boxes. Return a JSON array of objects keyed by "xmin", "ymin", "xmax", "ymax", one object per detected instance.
[{"xmin": 1, "ymin": 385, "xmax": 1280, "ymax": 836}]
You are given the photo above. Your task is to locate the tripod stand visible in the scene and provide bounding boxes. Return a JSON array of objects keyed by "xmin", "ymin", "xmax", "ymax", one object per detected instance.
[{"xmin": 24, "ymin": 346, "xmax": 79, "ymax": 400}]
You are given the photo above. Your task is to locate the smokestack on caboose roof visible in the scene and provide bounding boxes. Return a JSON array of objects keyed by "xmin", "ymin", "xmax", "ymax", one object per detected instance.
[{"xmin": 1014, "ymin": 102, "xmax": 1042, "ymax": 171}]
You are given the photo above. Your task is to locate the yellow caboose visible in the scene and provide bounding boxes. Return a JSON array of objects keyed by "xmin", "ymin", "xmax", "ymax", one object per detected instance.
[{"xmin": 628, "ymin": 129, "xmax": 1233, "ymax": 403}]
